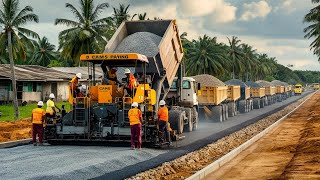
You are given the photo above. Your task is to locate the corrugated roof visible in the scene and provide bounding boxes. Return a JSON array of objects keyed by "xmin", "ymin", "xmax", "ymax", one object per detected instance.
[
  {"xmin": 0, "ymin": 65, "xmax": 74, "ymax": 81},
  {"xmin": 51, "ymin": 66, "xmax": 104, "ymax": 79}
]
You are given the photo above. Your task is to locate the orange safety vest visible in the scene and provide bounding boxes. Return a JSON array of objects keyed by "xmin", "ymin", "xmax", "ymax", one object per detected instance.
[
  {"xmin": 128, "ymin": 108, "xmax": 142, "ymax": 126},
  {"xmin": 158, "ymin": 106, "xmax": 168, "ymax": 121},
  {"xmin": 70, "ymin": 77, "xmax": 78, "ymax": 90},
  {"xmin": 128, "ymin": 74, "xmax": 137, "ymax": 89},
  {"xmin": 32, "ymin": 108, "xmax": 46, "ymax": 124}
]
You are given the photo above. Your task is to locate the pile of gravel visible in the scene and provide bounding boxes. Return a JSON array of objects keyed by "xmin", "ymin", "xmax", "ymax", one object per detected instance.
[
  {"xmin": 256, "ymin": 80, "xmax": 273, "ymax": 87},
  {"xmin": 245, "ymin": 81, "xmax": 261, "ymax": 88},
  {"xmin": 114, "ymin": 32, "xmax": 162, "ymax": 57},
  {"xmin": 224, "ymin": 79, "xmax": 248, "ymax": 88},
  {"xmin": 192, "ymin": 74, "xmax": 225, "ymax": 87},
  {"xmin": 282, "ymin": 82, "xmax": 290, "ymax": 86},
  {"xmin": 271, "ymin": 80, "xmax": 285, "ymax": 86}
]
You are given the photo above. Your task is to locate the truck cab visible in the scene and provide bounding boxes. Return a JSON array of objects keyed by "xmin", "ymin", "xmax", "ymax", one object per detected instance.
[
  {"xmin": 294, "ymin": 84, "xmax": 302, "ymax": 95},
  {"xmin": 167, "ymin": 77, "xmax": 198, "ymax": 108}
]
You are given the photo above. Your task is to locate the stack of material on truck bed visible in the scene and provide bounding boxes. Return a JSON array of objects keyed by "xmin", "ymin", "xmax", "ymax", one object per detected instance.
[
  {"xmin": 225, "ymin": 79, "xmax": 250, "ymax": 100},
  {"xmin": 246, "ymin": 81, "xmax": 265, "ymax": 98},
  {"xmin": 256, "ymin": 80, "xmax": 276, "ymax": 96},
  {"xmin": 271, "ymin": 80, "xmax": 285, "ymax": 94},
  {"xmin": 193, "ymin": 74, "xmax": 227, "ymax": 106}
]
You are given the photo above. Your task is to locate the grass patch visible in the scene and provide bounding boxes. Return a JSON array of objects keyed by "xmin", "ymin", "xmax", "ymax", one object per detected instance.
[{"xmin": 0, "ymin": 102, "xmax": 71, "ymax": 122}]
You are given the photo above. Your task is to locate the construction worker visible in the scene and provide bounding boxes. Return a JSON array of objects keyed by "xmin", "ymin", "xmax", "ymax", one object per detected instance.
[
  {"xmin": 158, "ymin": 100, "xmax": 171, "ymax": 144},
  {"xmin": 31, "ymin": 101, "xmax": 46, "ymax": 146},
  {"xmin": 101, "ymin": 66, "xmax": 121, "ymax": 85},
  {"xmin": 46, "ymin": 93, "xmax": 60, "ymax": 119},
  {"xmin": 70, "ymin": 73, "xmax": 82, "ymax": 98},
  {"xmin": 124, "ymin": 68, "xmax": 137, "ymax": 96},
  {"xmin": 128, "ymin": 102, "xmax": 143, "ymax": 150}
]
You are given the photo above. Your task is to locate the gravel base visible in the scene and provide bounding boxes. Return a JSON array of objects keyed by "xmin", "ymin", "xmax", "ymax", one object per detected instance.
[
  {"xmin": 127, "ymin": 94, "xmax": 311, "ymax": 180},
  {"xmin": 0, "ymin": 146, "xmax": 167, "ymax": 180}
]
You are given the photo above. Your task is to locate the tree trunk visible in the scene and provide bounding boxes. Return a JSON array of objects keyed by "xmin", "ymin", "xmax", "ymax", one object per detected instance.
[{"xmin": 8, "ymin": 31, "xmax": 19, "ymax": 119}]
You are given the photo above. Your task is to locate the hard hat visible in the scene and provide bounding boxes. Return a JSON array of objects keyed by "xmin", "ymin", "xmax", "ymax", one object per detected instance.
[
  {"xmin": 49, "ymin": 93, "xmax": 55, "ymax": 99},
  {"xmin": 124, "ymin": 68, "xmax": 131, "ymax": 74},
  {"xmin": 76, "ymin": 73, "xmax": 82, "ymax": 79},
  {"xmin": 131, "ymin": 102, "xmax": 138, "ymax": 107},
  {"xmin": 159, "ymin": 100, "xmax": 166, "ymax": 106},
  {"xmin": 111, "ymin": 67, "xmax": 118, "ymax": 71},
  {"xmin": 37, "ymin": 101, "xmax": 44, "ymax": 106}
]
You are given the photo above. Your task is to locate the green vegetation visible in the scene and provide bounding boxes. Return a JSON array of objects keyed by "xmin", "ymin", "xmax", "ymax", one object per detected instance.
[{"xmin": 0, "ymin": 102, "xmax": 71, "ymax": 121}]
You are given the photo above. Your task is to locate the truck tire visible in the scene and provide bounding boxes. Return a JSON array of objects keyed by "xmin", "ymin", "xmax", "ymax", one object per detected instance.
[
  {"xmin": 192, "ymin": 107, "xmax": 199, "ymax": 130},
  {"xmin": 169, "ymin": 110, "xmax": 184, "ymax": 134},
  {"xmin": 184, "ymin": 108, "xmax": 193, "ymax": 132}
]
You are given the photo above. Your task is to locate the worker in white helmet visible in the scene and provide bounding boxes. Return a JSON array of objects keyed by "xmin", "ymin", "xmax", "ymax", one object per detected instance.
[
  {"xmin": 31, "ymin": 101, "xmax": 46, "ymax": 146},
  {"xmin": 158, "ymin": 100, "xmax": 171, "ymax": 145},
  {"xmin": 46, "ymin": 93, "xmax": 60, "ymax": 119},
  {"xmin": 128, "ymin": 102, "xmax": 143, "ymax": 150},
  {"xmin": 123, "ymin": 68, "xmax": 137, "ymax": 96},
  {"xmin": 70, "ymin": 73, "xmax": 82, "ymax": 98}
]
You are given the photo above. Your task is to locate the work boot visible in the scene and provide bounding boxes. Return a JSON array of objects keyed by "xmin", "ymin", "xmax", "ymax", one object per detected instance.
[
  {"xmin": 38, "ymin": 143, "xmax": 43, "ymax": 146},
  {"xmin": 33, "ymin": 143, "xmax": 37, "ymax": 146},
  {"xmin": 131, "ymin": 147, "xmax": 135, "ymax": 150}
]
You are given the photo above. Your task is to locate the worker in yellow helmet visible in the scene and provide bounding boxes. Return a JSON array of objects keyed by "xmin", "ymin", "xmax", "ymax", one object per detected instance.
[
  {"xmin": 128, "ymin": 102, "xmax": 143, "ymax": 150},
  {"xmin": 31, "ymin": 101, "xmax": 46, "ymax": 146}
]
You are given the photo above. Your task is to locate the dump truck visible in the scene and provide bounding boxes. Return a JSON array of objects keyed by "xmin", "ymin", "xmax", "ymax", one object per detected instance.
[
  {"xmin": 294, "ymin": 84, "xmax": 302, "ymax": 95},
  {"xmin": 225, "ymin": 85, "xmax": 241, "ymax": 117},
  {"xmin": 193, "ymin": 74, "xmax": 228, "ymax": 122},
  {"xmin": 256, "ymin": 80, "xmax": 276, "ymax": 105},
  {"xmin": 271, "ymin": 80, "xmax": 285, "ymax": 102},
  {"xmin": 225, "ymin": 79, "xmax": 251, "ymax": 114},
  {"xmin": 313, "ymin": 83, "xmax": 319, "ymax": 90},
  {"xmin": 45, "ymin": 20, "xmax": 198, "ymax": 146},
  {"xmin": 245, "ymin": 81, "xmax": 266, "ymax": 109}
]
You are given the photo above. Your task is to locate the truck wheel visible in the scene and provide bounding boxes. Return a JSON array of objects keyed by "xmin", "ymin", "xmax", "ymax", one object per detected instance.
[
  {"xmin": 169, "ymin": 110, "xmax": 184, "ymax": 134},
  {"xmin": 184, "ymin": 108, "xmax": 193, "ymax": 132},
  {"xmin": 192, "ymin": 107, "xmax": 199, "ymax": 130}
]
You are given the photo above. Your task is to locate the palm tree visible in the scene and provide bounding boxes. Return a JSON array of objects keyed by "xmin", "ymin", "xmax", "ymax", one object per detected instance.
[
  {"xmin": 227, "ymin": 36, "xmax": 243, "ymax": 79},
  {"xmin": 0, "ymin": 0, "xmax": 39, "ymax": 118},
  {"xmin": 132, "ymin": 12, "xmax": 147, "ymax": 20},
  {"xmin": 254, "ymin": 54, "xmax": 277, "ymax": 80},
  {"xmin": 55, "ymin": 0, "xmax": 111, "ymax": 65},
  {"xmin": 185, "ymin": 35, "xmax": 228, "ymax": 76},
  {"xmin": 304, "ymin": 0, "xmax": 320, "ymax": 60},
  {"xmin": 30, "ymin": 37, "xmax": 58, "ymax": 67},
  {"xmin": 112, "ymin": 4, "xmax": 131, "ymax": 27},
  {"xmin": 241, "ymin": 43, "xmax": 257, "ymax": 81}
]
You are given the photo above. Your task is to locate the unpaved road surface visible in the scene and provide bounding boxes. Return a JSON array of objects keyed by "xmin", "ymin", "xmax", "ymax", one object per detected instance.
[
  {"xmin": 0, "ymin": 91, "xmax": 312, "ymax": 180},
  {"xmin": 0, "ymin": 119, "xmax": 31, "ymax": 142},
  {"xmin": 205, "ymin": 92, "xmax": 320, "ymax": 180}
]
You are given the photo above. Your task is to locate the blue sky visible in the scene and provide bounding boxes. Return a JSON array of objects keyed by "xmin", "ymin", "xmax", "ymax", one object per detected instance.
[{"xmin": 19, "ymin": 0, "xmax": 319, "ymax": 71}]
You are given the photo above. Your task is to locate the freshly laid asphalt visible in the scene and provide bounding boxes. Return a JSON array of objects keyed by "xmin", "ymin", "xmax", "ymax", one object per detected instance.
[{"xmin": 0, "ymin": 91, "xmax": 312, "ymax": 180}]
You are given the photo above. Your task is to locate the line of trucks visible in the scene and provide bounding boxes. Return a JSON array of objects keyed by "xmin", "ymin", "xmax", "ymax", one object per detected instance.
[{"xmin": 44, "ymin": 20, "xmax": 301, "ymax": 146}]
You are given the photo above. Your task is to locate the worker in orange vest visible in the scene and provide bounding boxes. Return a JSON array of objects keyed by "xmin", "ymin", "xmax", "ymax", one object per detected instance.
[
  {"xmin": 124, "ymin": 68, "xmax": 137, "ymax": 96},
  {"xmin": 31, "ymin": 101, "xmax": 46, "ymax": 146},
  {"xmin": 70, "ymin": 73, "xmax": 82, "ymax": 98},
  {"xmin": 128, "ymin": 102, "xmax": 143, "ymax": 150},
  {"xmin": 101, "ymin": 66, "xmax": 121, "ymax": 85},
  {"xmin": 158, "ymin": 100, "xmax": 171, "ymax": 145}
]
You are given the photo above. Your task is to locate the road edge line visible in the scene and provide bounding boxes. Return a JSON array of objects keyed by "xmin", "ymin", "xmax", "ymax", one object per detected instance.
[
  {"xmin": 187, "ymin": 92, "xmax": 315, "ymax": 180},
  {"xmin": 0, "ymin": 138, "xmax": 32, "ymax": 148}
]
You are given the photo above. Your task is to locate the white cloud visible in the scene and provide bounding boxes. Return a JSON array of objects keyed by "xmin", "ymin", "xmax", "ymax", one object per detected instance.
[
  {"xmin": 179, "ymin": 0, "xmax": 217, "ymax": 17},
  {"xmin": 240, "ymin": 1, "xmax": 272, "ymax": 21},
  {"xmin": 211, "ymin": 2, "xmax": 237, "ymax": 23},
  {"xmin": 179, "ymin": 0, "xmax": 237, "ymax": 23},
  {"xmin": 273, "ymin": 0, "xmax": 313, "ymax": 14}
]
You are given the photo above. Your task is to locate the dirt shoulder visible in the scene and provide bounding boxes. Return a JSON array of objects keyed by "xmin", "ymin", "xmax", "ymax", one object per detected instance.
[
  {"xmin": 0, "ymin": 118, "xmax": 31, "ymax": 143},
  {"xmin": 205, "ymin": 92, "xmax": 320, "ymax": 180}
]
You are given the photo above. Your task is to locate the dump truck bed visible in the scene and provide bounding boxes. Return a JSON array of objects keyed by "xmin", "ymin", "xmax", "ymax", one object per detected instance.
[
  {"xmin": 104, "ymin": 20, "xmax": 183, "ymax": 90},
  {"xmin": 250, "ymin": 87, "xmax": 266, "ymax": 98},
  {"xmin": 226, "ymin": 85, "xmax": 241, "ymax": 102},
  {"xmin": 265, "ymin": 86, "xmax": 276, "ymax": 96},
  {"xmin": 198, "ymin": 86, "xmax": 228, "ymax": 105}
]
